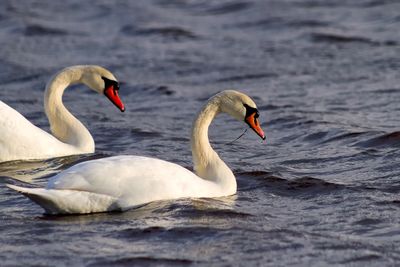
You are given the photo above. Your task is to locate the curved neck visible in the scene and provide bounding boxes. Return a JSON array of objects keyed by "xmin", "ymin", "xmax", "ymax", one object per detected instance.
[
  {"xmin": 44, "ymin": 67, "xmax": 94, "ymax": 152},
  {"xmin": 190, "ymin": 97, "xmax": 236, "ymax": 194}
]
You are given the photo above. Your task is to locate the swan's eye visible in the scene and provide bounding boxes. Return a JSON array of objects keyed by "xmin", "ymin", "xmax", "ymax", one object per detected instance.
[
  {"xmin": 101, "ymin": 77, "xmax": 119, "ymax": 91},
  {"xmin": 254, "ymin": 112, "xmax": 259, "ymax": 125},
  {"xmin": 112, "ymin": 81, "xmax": 120, "ymax": 91},
  {"xmin": 243, "ymin": 104, "xmax": 259, "ymax": 120}
]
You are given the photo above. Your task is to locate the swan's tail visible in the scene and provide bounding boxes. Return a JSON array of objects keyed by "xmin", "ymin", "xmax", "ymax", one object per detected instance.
[{"xmin": 6, "ymin": 184, "xmax": 118, "ymax": 215}]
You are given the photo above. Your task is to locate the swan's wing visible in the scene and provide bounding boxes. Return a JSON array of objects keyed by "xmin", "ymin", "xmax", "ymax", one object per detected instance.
[
  {"xmin": 0, "ymin": 101, "xmax": 73, "ymax": 161},
  {"xmin": 48, "ymin": 155, "xmax": 219, "ymax": 205},
  {"xmin": 7, "ymin": 184, "xmax": 118, "ymax": 214}
]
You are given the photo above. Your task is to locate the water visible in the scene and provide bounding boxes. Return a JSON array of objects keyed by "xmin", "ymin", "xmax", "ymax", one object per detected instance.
[{"xmin": 1, "ymin": 0, "xmax": 400, "ymax": 265}]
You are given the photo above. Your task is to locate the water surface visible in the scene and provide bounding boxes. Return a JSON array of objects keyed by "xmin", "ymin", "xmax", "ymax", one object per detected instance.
[{"xmin": 1, "ymin": 0, "xmax": 400, "ymax": 266}]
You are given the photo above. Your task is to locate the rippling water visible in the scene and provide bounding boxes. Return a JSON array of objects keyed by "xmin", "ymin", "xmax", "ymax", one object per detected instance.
[{"xmin": 1, "ymin": 0, "xmax": 400, "ymax": 266}]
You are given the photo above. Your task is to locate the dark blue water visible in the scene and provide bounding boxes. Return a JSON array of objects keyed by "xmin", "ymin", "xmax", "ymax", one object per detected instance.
[{"xmin": 1, "ymin": 0, "xmax": 400, "ymax": 265}]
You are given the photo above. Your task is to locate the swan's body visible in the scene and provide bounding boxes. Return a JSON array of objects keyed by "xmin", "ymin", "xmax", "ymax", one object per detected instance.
[
  {"xmin": 0, "ymin": 101, "xmax": 89, "ymax": 161},
  {"xmin": 8, "ymin": 90, "xmax": 265, "ymax": 214},
  {"xmin": 0, "ymin": 65, "xmax": 124, "ymax": 163},
  {"xmin": 8, "ymin": 156, "xmax": 225, "ymax": 214}
]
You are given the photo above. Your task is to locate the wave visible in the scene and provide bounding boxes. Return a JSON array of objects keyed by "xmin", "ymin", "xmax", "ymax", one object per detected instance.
[
  {"xmin": 236, "ymin": 18, "xmax": 330, "ymax": 29},
  {"xmin": 295, "ymin": 0, "xmax": 398, "ymax": 8},
  {"xmin": 310, "ymin": 32, "xmax": 397, "ymax": 46},
  {"xmin": 89, "ymin": 256, "xmax": 193, "ymax": 267},
  {"xmin": 217, "ymin": 73, "xmax": 278, "ymax": 83},
  {"xmin": 355, "ymin": 131, "xmax": 400, "ymax": 148},
  {"xmin": 121, "ymin": 25, "xmax": 197, "ymax": 41},
  {"xmin": 130, "ymin": 128, "xmax": 163, "ymax": 138},
  {"xmin": 304, "ymin": 131, "xmax": 369, "ymax": 145},
  {"xmin": 237, "ymin": 171, "xmax": 346, "ymax": 196},
  {"xmin": 203, "ymin": 2, "xmax": 252, "ymax": 15},
  {"xmin": 23, "ymin": 25, "xmax": 68, "ymax": 36}
]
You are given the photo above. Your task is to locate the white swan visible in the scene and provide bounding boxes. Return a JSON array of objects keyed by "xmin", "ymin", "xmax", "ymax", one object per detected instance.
[
  {"xmin": 0, "ymin": 65, "xmax": 125, "ymax": 163},
  {"xmin": 8, "ymin": 90, "xmax": 265, "ymax": 214}
]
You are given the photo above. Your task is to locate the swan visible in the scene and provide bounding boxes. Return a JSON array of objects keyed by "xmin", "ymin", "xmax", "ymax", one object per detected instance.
[
  {"xmin": 0, "ymin": 65, "xmax": 125, "ymax": 163},
  {"xmin": 7, "ymin": 90, "xmax": 265, "ymax": 214}
]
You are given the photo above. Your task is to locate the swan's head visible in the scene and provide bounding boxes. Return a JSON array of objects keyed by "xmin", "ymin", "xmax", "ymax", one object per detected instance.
[
  {"xmin": 80, "ymin": 66, "xmax": 125, "ymax": 112},
  {"xmin": 218, "ymin": 90, "xmax": 266, "ymax": 140}
]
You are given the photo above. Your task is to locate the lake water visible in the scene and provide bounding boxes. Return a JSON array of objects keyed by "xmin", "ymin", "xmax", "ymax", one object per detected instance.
[{"xmin": 1, "ymin": 0, "xmax": 400, "ymax": 266}]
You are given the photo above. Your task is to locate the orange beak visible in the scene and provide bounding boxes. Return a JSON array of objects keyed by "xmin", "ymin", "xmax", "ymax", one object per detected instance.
[
  {"xmin": 245, "ymin": 113, "xmax": 266, "ymax": 140},
  {"xmin": 104, "ymin": 85, "xmax": 125, "ymax": 112}
]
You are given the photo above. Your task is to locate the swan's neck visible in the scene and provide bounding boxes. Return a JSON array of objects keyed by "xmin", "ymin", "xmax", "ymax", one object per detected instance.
[
  {"xmin": 190, "ymin": 97, "xmax": 237, "ymax": 194},
  {"xmin": 44, "ymin": 68, "xmax": 94, "ymax": 152}
]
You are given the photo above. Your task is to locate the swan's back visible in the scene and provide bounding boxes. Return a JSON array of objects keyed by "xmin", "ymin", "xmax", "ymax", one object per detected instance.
[
  {"xmin": 48, "ymin": 155, "xmax": 222, "ymax": 207},
  {"xmin": 0, "ymin": 101, "xmax": 80, "ymax": 162}
]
